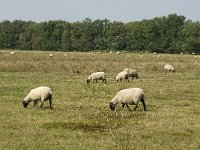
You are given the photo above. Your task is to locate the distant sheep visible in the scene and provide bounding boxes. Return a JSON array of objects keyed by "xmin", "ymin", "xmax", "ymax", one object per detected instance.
[
  {"xmin": 116, "ymin": 71, "xmax": 129, "ymax": 82},
  {"xmin": 10, "ymin": 52, "xmax": 15, "ymax": 55},
  {"xmin": 164, "ymin": 64, "xmax": 175, "ymax": 73},
  {"xmin": 22, "ymin": 86, "xmax": 53, "ymax": 108},
  {"xmin": 109, "ymin": 88, "xmax": 146, "ymax": 111},
  {"xmin": 116, "ymin": 51, "xmax": 120, "ymax": 55},
  {"xmin": 124, "ymin": 68, "xmax": 138, "ymax": 79},
  {"xmin": 87, "ymin": 72, "xmax": 106, "ymax": 83},
  {"xmin": 49, "ymin": 54, "xmax": 53, "ymax": 57}
]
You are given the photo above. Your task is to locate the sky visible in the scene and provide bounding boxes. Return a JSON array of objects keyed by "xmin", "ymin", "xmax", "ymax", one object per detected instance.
[{"xmin": 0, "ymin": 0, "xmax": 199, "ymax": 23}]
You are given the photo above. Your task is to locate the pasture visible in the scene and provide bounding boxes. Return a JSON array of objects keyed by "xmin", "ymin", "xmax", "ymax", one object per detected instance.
[{"xmin": 0, "ymin": 50, "xmax": 200, "ymax": 150}]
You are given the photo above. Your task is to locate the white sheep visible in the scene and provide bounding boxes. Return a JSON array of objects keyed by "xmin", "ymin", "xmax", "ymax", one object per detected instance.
[
  {"xmin": 22, "ymin": 86, "xmax": 53, "ymax": 108},
  {"xmin": 164, "ymin": 64, "xmax": 175, "ymax": 73},
  {"xmin": 109, "ymin": 88, "xmax": 146, "ymax": 111},
  {"xmin": 124, "ymin": 68, "xmax": 138, "ymax": 79},
  {"xmin": 10, "ymin": 52, "xmax": 15, "ymax": 55},
  {"xmin": 116, "ymin": 71, "xmax": 129, "ymax": 82},
  {"xmin": 116, "ymin": 51, "xmax": 120, "ymax": 55},
  {"xmin": 87, "ymin": 72, "xmax": 106, "ymax": 83},
  {"xmin": 49, "ymin": 54, "xmax": 53, "ymax": 57}
]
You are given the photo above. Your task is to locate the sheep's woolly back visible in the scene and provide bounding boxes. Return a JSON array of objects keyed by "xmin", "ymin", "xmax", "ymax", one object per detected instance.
[
  {"xmin": 116, "ymin": 71, "xmax": 128, "ymax": 80},
  {"xmin": 110, "ymin": 88, "xmax": 144, "ymax": 105},
  {"xmin": 24, "ymin": 86, "xmax": 52, "ymax": 102},
  {"xmin": 88, "ymin": 72, "xmax": 106, "ymax": 80},
  {"xmin": 124, "ymin": 68, "xmax": 138, "ymax": 78},
  {"xmin": 124, "ymin": 68, "xmax": 137, "ymax": 74}
]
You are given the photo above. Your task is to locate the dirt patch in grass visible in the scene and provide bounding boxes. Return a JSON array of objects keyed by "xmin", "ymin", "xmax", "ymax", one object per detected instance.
[{"xmin": 42, "ymin": 121, "xmax": 122, "ymax": 133}]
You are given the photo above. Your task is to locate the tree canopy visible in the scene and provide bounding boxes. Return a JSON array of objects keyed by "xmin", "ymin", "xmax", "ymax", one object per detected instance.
[{"xmin": 0, "ymin": 14, "xmax": 200, "ymax": 53}]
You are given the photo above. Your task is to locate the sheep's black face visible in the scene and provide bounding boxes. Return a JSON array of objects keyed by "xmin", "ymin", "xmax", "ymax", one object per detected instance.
[
  {"xmin": 23, "ymin": 101, "xmax": 28, "ymax": 108},
  {"xmin": 110, "ymin": 103, "xmax": 115, "ymax": 111},
  {"xmin": 87, "ymin": 79, "xmax": 90, "ymax": 83}
]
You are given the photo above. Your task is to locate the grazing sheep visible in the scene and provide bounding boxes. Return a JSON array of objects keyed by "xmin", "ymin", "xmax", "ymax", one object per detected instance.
[
  {"xmin": 49, "ymin": 54, "xmax": 53, "ymax": 57},
  {"xmin": 116, "ymin": 71, "xmax": 129, "ymax": 82},
  {"xmin": 124, "ymin": 68, "xmax": 138, "ymax": 79},
  {"xmin": 109, "ymin": 88, "xmax": 146, "ymax": 111},
  {"xmin": 116, "ymin": 51, "xmax": 120, "ymax": 55},
  {"xmin": 87, "ymin": 72, "xmax": 106, "ymax": 83},
  {"xmin": 10, "ymin": 52, "xmax": 15, "ymax": 55},
  {"xmin": 22, "ymin": 86, "xmax": 53, "ymax": 108},
  {"xmin": 164, "ymin": 64, "xmax": 175, "ymax": 73}
]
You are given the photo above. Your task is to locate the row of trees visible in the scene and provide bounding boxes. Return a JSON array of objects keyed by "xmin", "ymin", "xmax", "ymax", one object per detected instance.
[{"xmin": 0, "ymin": 14, "xmax": 200, "ymax": 53}]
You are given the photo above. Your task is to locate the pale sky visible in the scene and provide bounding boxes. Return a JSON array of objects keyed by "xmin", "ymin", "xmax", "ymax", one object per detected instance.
[{"xmin": 0, "ymin": 0, "xmax": 199, "ymax": 22}]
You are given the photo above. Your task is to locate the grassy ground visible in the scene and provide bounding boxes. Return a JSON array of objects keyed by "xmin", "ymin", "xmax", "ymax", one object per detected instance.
[{"xmin": 0, "ymin": 50, "xmax": 200, "ymax": 150}]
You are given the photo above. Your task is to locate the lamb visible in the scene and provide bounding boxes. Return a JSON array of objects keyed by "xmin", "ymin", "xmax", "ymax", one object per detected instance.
[
  {"xmin": 22, "ymin": 86, "xmax": 53, "ymax": 108},
  {"xmin": 109, "ymin": 88, "xmax": 146, "ymax": 111},
  {"xmin": 164, "ymin": 64, "xmax": 175, "ymax": 73},
  {"xmin": 87, "ymin": 72, "xmax": 106, "ymax": 83},
  {"xmin": 124, "ymin": 68, "xmax": 138, "ymax": 79},
  {"xmin": 116, "ymin": 71, "xmax": 129, "ymax": 82}
]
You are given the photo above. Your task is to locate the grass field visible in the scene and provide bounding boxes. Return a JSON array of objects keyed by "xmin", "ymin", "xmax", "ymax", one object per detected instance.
[{"xmin": 0, "ymin": 50, "xmax": 200, "ymax": 150}]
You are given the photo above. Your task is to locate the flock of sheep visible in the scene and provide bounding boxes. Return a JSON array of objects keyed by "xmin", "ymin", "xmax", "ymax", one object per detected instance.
[{"xmin": 22, "ymin": 64, "xmax": 175, "ymax": 112}]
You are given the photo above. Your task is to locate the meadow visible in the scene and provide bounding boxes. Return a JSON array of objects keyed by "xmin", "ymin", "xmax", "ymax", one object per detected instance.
[{"xmin": 0, "ymin": 50, "xmax": 200, "ymax": 150}]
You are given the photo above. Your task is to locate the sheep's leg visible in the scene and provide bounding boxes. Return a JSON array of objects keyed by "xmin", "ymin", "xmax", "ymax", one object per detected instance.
[
  {"xmin": 141, "ymin": 96, "xmax": 146, "ymax": 111},
  {"xmin": 34, "ymin": 101, "xmax": 38, "ymax": 107},
  {"xmin": 122, "ymin": 103, "xmax": 125, "ymax": 109},
  {"xmin": 49, "ymin": 95, "xmax": 53, "ymax": 109},
  {"xmin": 127, "ymin": 78, "xmax": 129, "ymax": 82},
  {"xmin": 133, "ymin": 104, "xmax": 138, "ymax": 111},
  {"xmin": 126, "ymin": 104, "xmax": 132, "ymax": 111},
  {"xmin": 40, "ymin": 101, "xmax": 44, "ymax": 108}
]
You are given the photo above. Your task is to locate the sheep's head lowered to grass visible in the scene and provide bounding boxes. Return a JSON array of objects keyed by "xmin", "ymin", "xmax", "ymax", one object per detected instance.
[
  {"xmin": 22, "ymin": 101, "xmax": 29, "ymax": 108},
  {"xmin": 109, "ymin": 102, "xmax": 116, "ymax": 111}
]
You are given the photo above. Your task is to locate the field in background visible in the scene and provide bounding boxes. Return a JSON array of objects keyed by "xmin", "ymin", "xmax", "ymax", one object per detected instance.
[{"xmin": 0, "ymin": 50, "xmax": 200, "ymax": 150}]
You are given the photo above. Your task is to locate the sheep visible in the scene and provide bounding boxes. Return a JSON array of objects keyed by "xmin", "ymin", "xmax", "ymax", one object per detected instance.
[
  {"xmin": 49, "ymin": 54, "xmax": 53, "ymax": 57},
  {"xmin": 87, "ymin": 72, "xmax": 106, "ymax": 83},
  {"xmin": 124, "ymin": 68, "xmax": 138, "ymax": 79},
  {"xmin": 164, "ymin": 64, "xmax": 175, "ymax": 73},
  {"xmin": 10, "ymin": 51, "xmax": 15, "ymax": 55},
  {"xmin": 116, "ymin": 51, "xmax": 120, "ymax": 55},
  {"xmin": 22, "ymin": 86, "xmax": 53, "ymax": 109},
  {"xmin": 116, "ymin": 71, "xmax": 129, "ymax": 82},
  {"xmin": 109, "ymin": 88, "xmax": 146, "ymax": 111}
]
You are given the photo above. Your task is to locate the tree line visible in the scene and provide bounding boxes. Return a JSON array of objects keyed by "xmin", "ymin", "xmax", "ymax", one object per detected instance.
[{"xmin": 0, "ymin": 14, "xmax": 200, "ymax": 53}]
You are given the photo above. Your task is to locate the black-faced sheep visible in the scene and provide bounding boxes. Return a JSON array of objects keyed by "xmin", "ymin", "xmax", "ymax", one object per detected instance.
[
  {"xmin": 109, "ymin": 88, "xmax": 146, "ymax": 111},
  {"xmin": 22, "ymin": 86, "xmax": 53, "ymax": 108},
  {"xmin": 124, "ymin": 68, "xmax": 138, "ymax": 79},
  {"xmin": 164, "ymin": 64, "xmax": 175, "ymax": 73},
  {"xmin": 116, "ymin": 71, "xmax": 129, "ymax": 82},
  {"xmin": 87, "ymin": 72, "xmax": 106, "ymax": 83}
]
